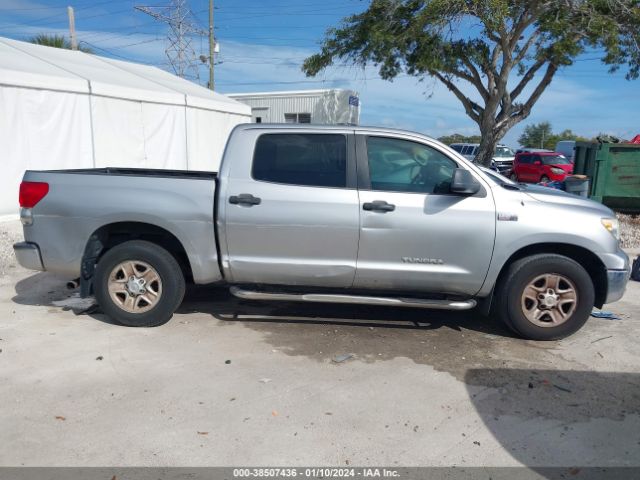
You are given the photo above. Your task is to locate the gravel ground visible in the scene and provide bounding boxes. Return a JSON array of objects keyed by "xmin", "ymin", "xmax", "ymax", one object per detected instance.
[
  {"xmin": 0, "ymin": 220, "xmax": 22, "ymax": 276},
  {"xmin": 619, "ymin": 214, "xmax": 640, "ymax": 249}
]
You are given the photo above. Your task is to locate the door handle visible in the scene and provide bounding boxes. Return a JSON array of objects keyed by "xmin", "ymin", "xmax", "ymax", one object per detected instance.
[
  {"xmin": 363, "ymin": 200, "xmax": 395, "ymax": 212},
  {"xmin": 229, "ymin": 193, "xmax": 262, "ymax": 206}
]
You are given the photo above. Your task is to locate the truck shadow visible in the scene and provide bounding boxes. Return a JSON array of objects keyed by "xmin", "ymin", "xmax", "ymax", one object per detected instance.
[
  {"xmin": 15, "ymin": 274, "xmax": 570, "ymax": 376},
  {"xmin": 170, "ymin": 284, "xmax": 563, "ymax": 375},
  {"xmin": 465, "ymin": 368, "xmax": 640, "ymax": 473}
]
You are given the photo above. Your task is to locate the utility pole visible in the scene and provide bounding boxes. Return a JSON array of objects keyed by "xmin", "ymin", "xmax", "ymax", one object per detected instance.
[
  {"xmin": 67, "ymin": 6, "xmax": 78, "ymax": 51},
  {"xmin": 208, "ymin": 0, "xmax": 214, "ymax": 90}
]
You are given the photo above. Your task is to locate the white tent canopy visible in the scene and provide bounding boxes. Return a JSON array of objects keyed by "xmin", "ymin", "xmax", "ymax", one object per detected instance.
[{"xmin": 0, "ymin": 36, "xmax": 250, "ymax": 215}]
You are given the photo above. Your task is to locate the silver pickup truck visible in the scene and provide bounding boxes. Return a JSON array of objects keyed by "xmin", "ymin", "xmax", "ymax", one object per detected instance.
[{"xmin": 14, "ymin": 124, "xmax": 630, "ymax": 340}]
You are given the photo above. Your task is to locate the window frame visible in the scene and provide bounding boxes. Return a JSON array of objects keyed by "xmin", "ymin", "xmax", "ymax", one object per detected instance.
[
  {"xmin": 250, "ymin": 132, "xmax": 357, "ymax": 190},
  {"xmin": 355, "ymin": 134, "xmax": 482, "ymax": 197}
]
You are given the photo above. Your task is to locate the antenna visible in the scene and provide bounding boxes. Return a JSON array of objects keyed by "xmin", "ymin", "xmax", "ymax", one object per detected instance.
[{"xmin": 135, "ymin": 0, "xmax": 204, "ymax": 80}]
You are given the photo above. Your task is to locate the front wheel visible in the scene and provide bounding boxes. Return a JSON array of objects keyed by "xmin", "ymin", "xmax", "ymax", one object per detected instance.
[
  {"xmin": 94, "ymin": 240, "xmax": 185, "ymax": 327},
  {"xmin": 540, "ymin": 175, "xmax": 550, "ymax": 183},
  {"xmin": 495, "ymin": 254, "xmax": 594, "ymax": 340},
  {"xmin": 509, "ymin": 172, "xmax": 518, "ymax": 182}
]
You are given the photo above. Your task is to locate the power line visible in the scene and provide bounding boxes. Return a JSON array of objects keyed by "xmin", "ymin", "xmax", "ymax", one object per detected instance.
[{"xmin": 135, "ymin": 0, "xmax": 205, "ymax": 80}]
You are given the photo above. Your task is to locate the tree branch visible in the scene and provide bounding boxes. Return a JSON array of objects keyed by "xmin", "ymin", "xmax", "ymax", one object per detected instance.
[
  {"xmin": 432, "ymin": 72, "xmax": 483, "ymax": 123},
  {"xmin": 510, "ymin": 57, "xmax": 546, "ymax": 100},
  {"xmin": 460, "ymin": 55, "xmax": 490, "ymax": 101}
]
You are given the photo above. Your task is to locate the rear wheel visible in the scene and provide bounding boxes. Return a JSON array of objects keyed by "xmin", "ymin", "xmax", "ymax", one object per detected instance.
[
  {"xmin": 509, "ymin": 172, "xmax": 518, "ymax": 181},
  {"xmin": 495, "ymin": 254, "xmax": 594, "ymax": 340},
  {"xmin": 540, "ymin": 175, "xmax": 550, "ymax": 183},
  {"xmin": 94, "ymin": 240, "xmax": 185, "ymax": 327}
]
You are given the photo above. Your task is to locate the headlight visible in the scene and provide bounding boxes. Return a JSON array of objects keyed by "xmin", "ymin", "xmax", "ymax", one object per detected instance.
[
  {"xmin": 601, "ymin": 218, "xmax": 620, "ymax": 240},
  {"xmin": 550, "ymin": 167, "xmax": 564, "ymax": 174}
]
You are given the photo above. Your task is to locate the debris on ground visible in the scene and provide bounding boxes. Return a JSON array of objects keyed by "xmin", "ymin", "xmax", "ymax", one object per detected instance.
[
  {"xmin": 54, "ymin": 416, "xmax": 66, "ymax": 421},
  {"xmin": 590, "ymin": 310, "xmax": 620, "ymax": 320},
  {"xmin": 553, "ymin": 384, "xmax": 572, "ymax": 393},
  {"xmin": 632, "ymin": 256, "xmax": 640, "ymax": 281},
  {"xmin": 332, "ymin": 353, "xmax": 355, "ymax": 364},
  {"xmin": 224, "ymin": 360, "xmax": 231, "ymax": 364},
  {"xmin": 591, "ymin": 336, "xmax": 613, "ymax": 344},
  {"xmin": 197, "ymin": 431, "xmax": 208, "ymax": 435},
  {"xmin": 96, "ymin": 356, "xmax": 103, "ymax": 361},
  {"xmin": 51, "ymin": 294, "xmax": 97, "ymax": 314},
  {"xmin": 259, "ymin": 378, "xmax": 271, "ymax": 383}
]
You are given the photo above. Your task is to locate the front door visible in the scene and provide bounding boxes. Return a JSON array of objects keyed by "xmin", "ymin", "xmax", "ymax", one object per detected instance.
[
  {"xmin": 222, "ymin": 131, "xmax": 360, "ymax": 288},
  {"xmin": 354, "ymin": 134, "xmax": 496, "ymax": 295}
]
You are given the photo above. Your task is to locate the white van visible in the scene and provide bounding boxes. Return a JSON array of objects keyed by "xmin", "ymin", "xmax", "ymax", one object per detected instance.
[{"xmin": 555, "ymin": 140, "xmax": 576, "ymax": 162}]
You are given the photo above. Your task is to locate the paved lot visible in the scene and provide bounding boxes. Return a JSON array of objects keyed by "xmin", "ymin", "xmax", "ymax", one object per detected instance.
[{"xmin": 1, "ymin": 220, "xmax": 639, "ymax": 468}]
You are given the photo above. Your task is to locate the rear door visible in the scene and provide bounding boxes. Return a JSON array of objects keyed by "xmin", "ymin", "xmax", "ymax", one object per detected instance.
[
  {"xmin": 517, "ymin": 154, "xmax": 532, "ymax": 181},
  {"xmin": 219, "ymin": 129, "xmax": 360, "ymax": 287},
  {"xmin": 353, "ymin": 134, "xmax": 496, "ymax": 295}
]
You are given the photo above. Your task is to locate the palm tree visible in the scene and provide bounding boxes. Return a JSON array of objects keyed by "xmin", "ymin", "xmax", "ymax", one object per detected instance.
[{"xmin": 29, "ymin": 34, "xmax": 93, "ymax": 53}]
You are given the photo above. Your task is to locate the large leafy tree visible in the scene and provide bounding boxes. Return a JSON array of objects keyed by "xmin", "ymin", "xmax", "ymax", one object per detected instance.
[
  {"xmin": 303, "ymin": 0, "xmax": 640, "ymax": 166},
  {"xmin": 518, "ymin": 121, "xmax": 589, "ymax": 149},
  {"xmin": 437, "ymin": 133, "xmax": 482, "ymax": 144}
]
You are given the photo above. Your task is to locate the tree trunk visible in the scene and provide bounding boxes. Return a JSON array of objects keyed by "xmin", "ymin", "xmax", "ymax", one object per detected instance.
[{"xmin": 475, "ymin": 130, "xmax": 501, "ymax": 167}]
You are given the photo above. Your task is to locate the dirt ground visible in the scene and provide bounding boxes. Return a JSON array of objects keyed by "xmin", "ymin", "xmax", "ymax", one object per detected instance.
[{"xmin": 1, "ymin": 219, "xmax": 639, "ymax": 468}]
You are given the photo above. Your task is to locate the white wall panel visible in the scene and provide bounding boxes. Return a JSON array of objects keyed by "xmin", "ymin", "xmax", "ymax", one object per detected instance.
[{"xmin": 0, "ymin": 86, "xmax": 92, "ymax": 215}]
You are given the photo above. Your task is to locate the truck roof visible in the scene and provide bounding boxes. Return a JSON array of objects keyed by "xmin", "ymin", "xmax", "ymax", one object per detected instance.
[{"xmin": 233, "ymin": 122, "xmax": 439, "ymax": 141}]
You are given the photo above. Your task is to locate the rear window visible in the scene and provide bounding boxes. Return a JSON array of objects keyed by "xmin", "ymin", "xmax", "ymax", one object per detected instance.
[
  {"xmin": 252, "ymin": 133, "xmax": 347, "ymax": 188},
  {"xmin": 542, "ymin": 155, "xmax": 571, "ymax": 165}
]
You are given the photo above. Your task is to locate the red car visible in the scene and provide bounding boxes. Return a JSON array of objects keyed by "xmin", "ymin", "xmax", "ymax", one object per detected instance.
[{"xmin": 510, "ymin": 151, "xmax": 573, "ymax": 183}]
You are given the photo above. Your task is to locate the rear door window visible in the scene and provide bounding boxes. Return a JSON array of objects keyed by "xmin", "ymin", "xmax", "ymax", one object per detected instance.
[{"xmin": 252, "ymin": 133, "xmax": 347, "ymax": 188}]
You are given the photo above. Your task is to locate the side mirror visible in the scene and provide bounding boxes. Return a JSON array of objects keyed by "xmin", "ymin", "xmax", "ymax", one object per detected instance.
[{"xmin": 450, "ymin": 168, "xmax": 481, "ymax": 195}]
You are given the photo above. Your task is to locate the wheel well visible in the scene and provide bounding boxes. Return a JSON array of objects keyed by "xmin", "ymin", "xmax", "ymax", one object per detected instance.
[
  {"xmin": 80, "ymin": 222, "xmax": 193, "ymax": 295},
  {"xmin": 496, "ymin": 243, "xmax": 608, "ymax": 308}
]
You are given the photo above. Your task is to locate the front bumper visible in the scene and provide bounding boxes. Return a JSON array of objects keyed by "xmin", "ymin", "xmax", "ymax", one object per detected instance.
[
  {"xmin": 604, "ymin": 268, "xmax": 630, "ymax": 304},
  {"xmin": 494, "ymin": 161, "xmax": 513, "ymax": 173},
  {"xmin": 13, "ymin": 242, "xmax": 45, "ymax": 271}
]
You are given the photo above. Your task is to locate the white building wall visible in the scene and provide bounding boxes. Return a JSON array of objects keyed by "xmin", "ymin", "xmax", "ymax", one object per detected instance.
[{"xmin": 228, "ymin": 89, "xmax": 360, "ymax": 125}]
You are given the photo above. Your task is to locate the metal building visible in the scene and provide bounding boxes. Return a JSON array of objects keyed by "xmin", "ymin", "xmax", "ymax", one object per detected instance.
[{"xmin": 227, "ymin": 89, "xmax": 360, "ymax": 125}]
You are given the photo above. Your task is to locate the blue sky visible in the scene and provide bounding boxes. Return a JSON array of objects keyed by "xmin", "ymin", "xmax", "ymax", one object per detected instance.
[{"xmin": 2, "ymin": 0, "xmax": 639, "ymax": 146}]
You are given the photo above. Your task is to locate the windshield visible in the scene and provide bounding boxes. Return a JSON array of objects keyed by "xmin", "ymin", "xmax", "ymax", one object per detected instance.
[
  {"xmin": 542, "ymin": 155, "xmax": 571, "ymax": 165},
  {"xmin": 494, "ymin": 146, "xmax": 514, "ymax": 158}
]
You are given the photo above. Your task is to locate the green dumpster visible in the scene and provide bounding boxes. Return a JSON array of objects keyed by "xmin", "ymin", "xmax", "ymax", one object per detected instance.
[{"xmin": 573, "ymin": 141, "xmax": 640, "ymax": 212}]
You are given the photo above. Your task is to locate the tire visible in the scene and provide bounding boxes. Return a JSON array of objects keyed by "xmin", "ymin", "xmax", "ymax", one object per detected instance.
[
  {"xmin": 509, "ymin": 172, "xmax": 518, "ymax": 181},
  {"xmin": 540, "ymin": 175, "xmax": 550, "ymax": 183},
  {"xmin": 94, "ymin": 240, "xmax": 185, "ymax": 327},
  {"xmin": 494, "ymin": 254, "xmax": 594, "ymax": 340}
]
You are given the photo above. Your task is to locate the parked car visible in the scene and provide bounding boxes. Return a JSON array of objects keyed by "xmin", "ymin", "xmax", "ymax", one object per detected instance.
[
  {"xmin": 449, "ymin": 143, "xmax": 515, "ymax": 173},
  {"xmin": 515, "ymin": 148, "xmax": 553, "ymax": 154},
  {"xmin": 13, "ymin": 124, "xmax": 629, "ymax": 340},
  {"xmin": 511, "ymin": 151, "xmax": 574, "ymax": 183},
  {"xmin": 555, "ymin": 140, "xmax": 576, "ymax": 163}
]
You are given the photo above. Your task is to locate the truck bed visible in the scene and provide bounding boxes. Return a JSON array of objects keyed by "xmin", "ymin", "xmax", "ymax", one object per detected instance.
[
  {"xmin": 32, "ymin": 167, "xmax": 217, "ymax": 180},
  {"xmin": 21, "ymin": 167, "xmax": 222, "ymax": 284}
]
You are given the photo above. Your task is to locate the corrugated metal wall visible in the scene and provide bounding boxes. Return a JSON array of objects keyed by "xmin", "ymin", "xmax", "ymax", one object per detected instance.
[{"xmin": 229, "ymin": 89, "xmax": 360, "ymax": 125}]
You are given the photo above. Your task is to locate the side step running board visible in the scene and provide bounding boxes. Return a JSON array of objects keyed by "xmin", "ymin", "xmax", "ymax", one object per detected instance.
[{"xmin": 230, "ymin": 287, "xmax": 476, "ymax": 311}]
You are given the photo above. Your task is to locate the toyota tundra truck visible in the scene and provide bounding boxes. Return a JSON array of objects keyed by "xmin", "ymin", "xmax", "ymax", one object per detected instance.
[{"xmin": 13, "ymin": 124, "xmax": 630, "ymax": 340}]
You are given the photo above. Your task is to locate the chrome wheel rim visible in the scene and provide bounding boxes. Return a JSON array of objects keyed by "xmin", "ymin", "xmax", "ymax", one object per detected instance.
[
  {"xmin": 521, "ymin": 273, "xmax": 578, "ymax": 327},
  {"xmin": 108, "ymin": 261, "xmax": 162, "ymax": 313}
]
